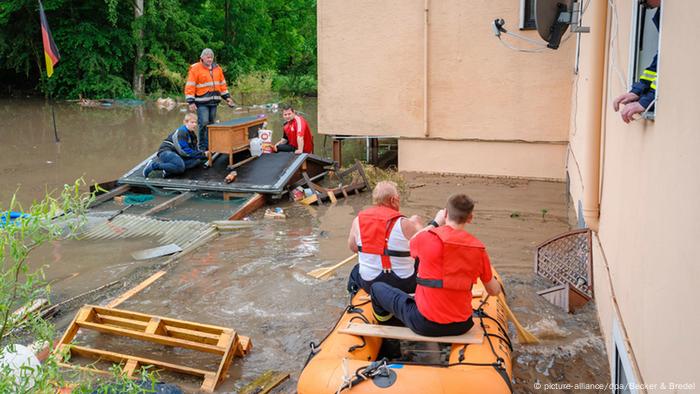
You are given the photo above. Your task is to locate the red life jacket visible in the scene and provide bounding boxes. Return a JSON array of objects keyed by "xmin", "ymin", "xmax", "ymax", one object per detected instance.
[
  {"xmin": 357, "ymin": 206, "xmax": 409, "ymax": 271},
  {"xmin": 416, "ymin": 226, "xmax": 485, "ymax": 291}
]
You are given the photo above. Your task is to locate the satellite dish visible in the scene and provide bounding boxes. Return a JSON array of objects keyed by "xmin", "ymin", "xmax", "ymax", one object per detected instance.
[
  {"xmin": 535, "ymin": 0, "xmax": 588, "ymax": 49},
  {"xmin": 491, "ymin": 0, "xmax": 588, "ymax": 52}
]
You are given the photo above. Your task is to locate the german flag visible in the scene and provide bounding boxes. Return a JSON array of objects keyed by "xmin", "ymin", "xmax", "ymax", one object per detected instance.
[{"xmin": 39, "ymin": 0, "xmax": 60, "ymax": 78}]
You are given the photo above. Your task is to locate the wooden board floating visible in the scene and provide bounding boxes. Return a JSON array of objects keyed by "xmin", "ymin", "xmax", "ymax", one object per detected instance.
[
  {"xmin": 55, "ymin": 305, "xmax": 252, "ymax": 392},
  {"xmin": 338, "ymin": 322, "xmax": 484, "ymax": 344},
  {"xmin": 106, "ymin": 271, "xmax": 167, "ymax": 308}
]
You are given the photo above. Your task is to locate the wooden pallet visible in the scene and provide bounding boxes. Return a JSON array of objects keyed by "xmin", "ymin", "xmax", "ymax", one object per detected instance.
[{"xmin": 55, "ymin": 305, "xmax": 252, "ymax": 392}]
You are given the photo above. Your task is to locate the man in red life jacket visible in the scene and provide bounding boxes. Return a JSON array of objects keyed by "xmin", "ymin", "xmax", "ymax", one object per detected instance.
[
  {"xmin": 346, "ymin": 181, "xmax": 425, "ymax": 296},
  {"xmin": 370, "ymin": 194, "xmax": 502, "ymax": 336},
  {"xmin": 274, "ymin": 105, "xmax": 314, "ymax": 154}
]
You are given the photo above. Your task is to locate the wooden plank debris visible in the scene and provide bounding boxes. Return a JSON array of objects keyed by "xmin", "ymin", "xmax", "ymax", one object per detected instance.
[
  {"xmin": 2, "ymin": 298, "xmax": 50, "ymax": 338},
  {"xmin": 142, "ymin": 191, "xmax": 194, "ymax": 216},
  {"xmin": 106, "ymin": 271, "xmax": 167, "ymax": 308},
  {"xmin": 299, "ymin": 193, "xmax": 318, "ymax": 205},
  {"xmin": 239, "ymin": 370, "xmax": 290, "ymax": 394},
  {"xmin": 212, "ymin": 220, "xmax": 255, "ymax": 231},
  {"xmin": 55, "ymin": 305, "xmax": 251, "ymax": 393},
  {"xmin": 41, "ymin": 281, "xmax": 120, "ymax": 318},
  {"xmin": 339, "ymin": 322, "xmax": 484, "ymax": 344},
  {"xmin": 296, "ymin": 161, "xmax": 368, "ymax": 205},
  {"xmin": 89, "ymin": 185, "xmax": 131, "ymax": 208},
  {"xmin": 226, "ymin": 155, "xmax": 257, "ymax": 171},
  {"xmin": 228, "ymin": 193, "xmax": 265, "ymax": 220},
  {"xmin": 307, "ymin": 254, "xmax": 357, "ymax": 279}
]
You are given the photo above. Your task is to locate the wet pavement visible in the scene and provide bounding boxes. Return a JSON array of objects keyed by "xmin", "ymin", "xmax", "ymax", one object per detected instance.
[{"xmin": 2, "ymin": 99, "xmax": 610, "ymax": 393}]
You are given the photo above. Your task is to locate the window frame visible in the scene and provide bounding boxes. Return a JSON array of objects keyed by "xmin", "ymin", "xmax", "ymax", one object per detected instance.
[
  {"xmin": 611, "ymin": 318, "xmax": 639, "ymax": 394},
  {"xmin": 628, "ymin": 3, "xmax": 662, "ymax": 120}
]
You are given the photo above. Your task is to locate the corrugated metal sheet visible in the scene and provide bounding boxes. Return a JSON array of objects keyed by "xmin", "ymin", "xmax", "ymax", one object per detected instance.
[{"xmin": 81, "ymin": 214, "xmax": 213, "ymax": 250}]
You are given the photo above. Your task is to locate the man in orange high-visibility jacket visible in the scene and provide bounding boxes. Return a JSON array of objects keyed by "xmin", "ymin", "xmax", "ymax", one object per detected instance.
[{"xmin": 185, "ymin": 48, "xmax": 235, "ymax": 151}]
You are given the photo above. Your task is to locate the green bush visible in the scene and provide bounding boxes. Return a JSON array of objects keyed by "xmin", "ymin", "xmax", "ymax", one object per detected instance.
[
  {"xmin": 272, "ymin": 74, "xmax": 317, "ymax": 97},
  {"xmin": 233, "ymin": 71, "xmax": 275, "ymax": 105}
]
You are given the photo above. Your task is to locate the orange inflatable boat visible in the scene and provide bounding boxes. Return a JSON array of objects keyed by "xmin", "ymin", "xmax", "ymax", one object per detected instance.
[{"xmin": 298, "ymin": 279, "xmax": 513, "ymax": 393}]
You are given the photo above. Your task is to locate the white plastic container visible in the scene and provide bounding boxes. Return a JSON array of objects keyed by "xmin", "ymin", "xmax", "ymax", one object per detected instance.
[{"xmin": 249, "ymin": 137, "xmax": 263, "ymax": 157}]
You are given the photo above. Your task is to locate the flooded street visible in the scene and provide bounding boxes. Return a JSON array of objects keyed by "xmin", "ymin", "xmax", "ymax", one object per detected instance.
[{"xmin": 2, "ymin": 99, "xmax": 609, "ymax": 392}]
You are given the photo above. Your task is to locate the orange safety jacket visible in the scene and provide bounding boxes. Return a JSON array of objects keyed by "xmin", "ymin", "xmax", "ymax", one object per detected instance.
[
  {"xmin": 357, "ymin": 206, "xmax": 410, "ymax": 272},
  {"xmin": 184, "ymin": 62, "xmax": 231, "ymax": 106},
  {"xmin": 416, "ymin": 226, "xmax": 485, "ymax": 291}
]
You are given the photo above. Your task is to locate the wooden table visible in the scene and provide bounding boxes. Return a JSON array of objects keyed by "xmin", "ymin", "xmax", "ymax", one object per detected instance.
[{"xmin": 207, "ymin": 115, "xmax": 267, "ymax": 168}]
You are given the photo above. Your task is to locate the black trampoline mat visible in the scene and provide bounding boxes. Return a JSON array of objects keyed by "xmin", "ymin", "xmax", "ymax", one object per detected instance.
[{"xmin": 233, "ymin": 152, "xmax": 298, "ymax": 185}]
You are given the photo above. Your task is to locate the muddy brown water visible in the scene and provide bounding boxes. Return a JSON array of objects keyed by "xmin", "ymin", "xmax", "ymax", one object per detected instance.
[
  {"xmin": 1, "ymin": 97, "xmax": 368, "ymax": 207},
  {"xmin": 2, "ymin": 99, "xmax": 609, "ymax": 393}
]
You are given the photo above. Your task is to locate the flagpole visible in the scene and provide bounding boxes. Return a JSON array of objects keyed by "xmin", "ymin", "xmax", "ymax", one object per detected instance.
[
  {"xmin": 50, "ymin": 94, "xmax": 59, "ymax": 143},
  {"xmin": 39, "ymin": 0, "xmax": 60, "ymax": 143}
]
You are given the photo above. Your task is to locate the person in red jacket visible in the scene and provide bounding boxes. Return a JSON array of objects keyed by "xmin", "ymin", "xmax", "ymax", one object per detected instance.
[
  {"xmin": 346, "ymin": 181, "xmax": 424, "ymax": 297},
  {"xmin": 274, "ymin": 105, "xmax": 314, "ymax": 154},
  {"xmin": 184, "ymin": 48, "xmax": 235, "ymax": 151},
  {"xmin": 370, "ymin": 194, "xmax": 502, "ymax": 336}
]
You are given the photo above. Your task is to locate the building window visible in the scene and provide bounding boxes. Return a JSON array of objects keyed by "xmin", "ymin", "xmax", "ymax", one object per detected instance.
[
  {"xmin": 629, "ymin": 3, "xmax": 660, "ymax": 119},
  {"xmin": 520, "ymin": 0, "xmax": 536, "ymax": 30},
  {"xmin": 613, "ymin": 351, "xmax": 632, "ymax": 394},
  {"xmin": 611, "ymin": 319, "xmax": 638, "ymax": 394}
]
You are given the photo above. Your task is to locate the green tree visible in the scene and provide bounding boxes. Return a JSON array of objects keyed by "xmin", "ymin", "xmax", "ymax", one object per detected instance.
[{"xmin": 0, "ymin": 0, "xmax": 318, "ymax": 98}]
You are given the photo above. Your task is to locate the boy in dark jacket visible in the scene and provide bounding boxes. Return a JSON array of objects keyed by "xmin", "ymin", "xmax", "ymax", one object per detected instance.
[{"xmin": 143, "ymin": 113, "xmax": 206, "ymax": 177}]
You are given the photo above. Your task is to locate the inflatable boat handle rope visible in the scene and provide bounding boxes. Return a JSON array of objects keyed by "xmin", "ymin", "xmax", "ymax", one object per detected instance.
[
  {"xmin": 303, "ymin": 295, "xmax": 372, "ymax": 369},
  {"xmin": 337, "ymin": 357, "xmax": 391, "ymax": 394}
]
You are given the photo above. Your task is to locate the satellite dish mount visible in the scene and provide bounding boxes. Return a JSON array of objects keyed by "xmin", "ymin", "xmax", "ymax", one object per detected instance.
[{"xmin": 536, "ymin": 0, "xmax": 590, "ymax": 49}]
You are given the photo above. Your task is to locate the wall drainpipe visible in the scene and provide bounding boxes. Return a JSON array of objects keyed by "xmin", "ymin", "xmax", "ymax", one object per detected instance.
[
  {"xmin": 582, "ymin": 0, "xmax": 608, "ymax": 231},
  {"xmin": 423, "ymin": 0, "xmax": 430, "ymax": 137}
]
